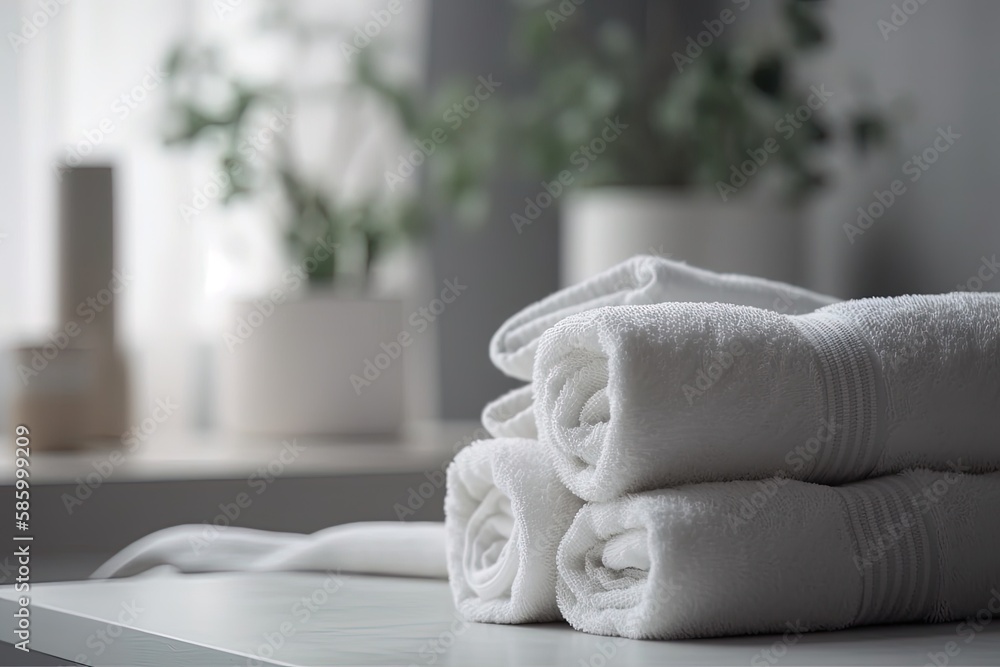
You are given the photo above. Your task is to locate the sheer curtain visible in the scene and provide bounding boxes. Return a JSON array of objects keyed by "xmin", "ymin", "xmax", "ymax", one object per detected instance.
[{"xmin": 5, "ymin": 0, "xmax": 429, "ymax": 433}]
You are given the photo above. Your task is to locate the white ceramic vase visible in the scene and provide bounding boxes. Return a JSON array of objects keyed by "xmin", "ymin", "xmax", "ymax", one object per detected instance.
[
  {"xmin": 561, "ymin": 188, "xmax": 804, "ymax": 286},
  {"xmin": 216, "ymin": 294, "xmax": 404, "ymax": 436}
]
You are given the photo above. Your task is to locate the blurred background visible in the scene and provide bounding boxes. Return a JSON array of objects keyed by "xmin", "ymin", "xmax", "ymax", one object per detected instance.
[{"xmin": 0, "ymin": 0, "xmax": 997, "ymax": 581}]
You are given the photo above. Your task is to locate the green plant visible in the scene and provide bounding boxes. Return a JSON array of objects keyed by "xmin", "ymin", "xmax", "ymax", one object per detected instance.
[
  {"xmin": 161, "ymin": 14, "xmax": 426, "ymax": 288},
  {"xmin": 446, "ymin": 0, "xmax": 891, "ymax": 210}
]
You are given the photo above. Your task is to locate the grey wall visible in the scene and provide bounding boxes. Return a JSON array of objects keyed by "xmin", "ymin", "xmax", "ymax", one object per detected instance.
[
  {"xmin": 425, "ymin": 0, "xmax": 561, "ymax": 420},
  {"xmin": 808, "ymin": 0, "xmax": 1000, "ymax": 298}
]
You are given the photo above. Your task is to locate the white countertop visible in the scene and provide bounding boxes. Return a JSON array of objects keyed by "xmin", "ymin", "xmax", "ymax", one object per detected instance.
[{"xmin": 2, "ymin": 572, "xmax": 1000, "ymax": 666}]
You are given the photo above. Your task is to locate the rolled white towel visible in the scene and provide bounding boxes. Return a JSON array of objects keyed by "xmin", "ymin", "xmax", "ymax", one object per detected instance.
[
  {"xmin": 445, "ymin": 438, "xmax": 583, "ymax": 623},
  {"xmin": 558, "ymin": 469, "xmax": 1000, "ymax": 639},
  {"xmin": 481, "ymin": 385, "xmax": 536, "ymax": 439},
  {"xmin": 92, "ymin": 522, "xmax": 447, "ymax": 579},
  {"xmin": 536, "ymin": 292, "xmax": 1000, "ymax": 501},
  {"xmin": 490, "ymin": 255, "xmax": 839, "ymax": 381}
]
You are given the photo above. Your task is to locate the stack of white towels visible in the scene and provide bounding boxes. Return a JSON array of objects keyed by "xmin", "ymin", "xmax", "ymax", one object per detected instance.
[
  {"xmin": 91, "ymin": 255, "xmax": 1000, "ymax": 641},
  {"xmin": 446, "ymin": 255, "xmax": 1000, "ymax": 639}
]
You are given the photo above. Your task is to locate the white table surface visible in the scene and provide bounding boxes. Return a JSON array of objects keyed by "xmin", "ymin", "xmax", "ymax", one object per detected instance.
[{"xmin": 2, "ymin": 573, "xmax": 1000, "ymax": 666}]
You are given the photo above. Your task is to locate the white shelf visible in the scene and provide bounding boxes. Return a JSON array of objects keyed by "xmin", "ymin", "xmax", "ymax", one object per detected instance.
[{"xmin": 0, "ymin": 421, "xmax": 481, "ymax": 485}]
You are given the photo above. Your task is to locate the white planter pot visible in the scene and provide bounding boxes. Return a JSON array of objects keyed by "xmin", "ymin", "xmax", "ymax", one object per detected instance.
[
  {"xmin": 216, "ymin": 295, "xmax": 404, "ymax": 436},
  {"xmin": 561, "ymin": 188, "xmax": 804, "ymax": 286}
]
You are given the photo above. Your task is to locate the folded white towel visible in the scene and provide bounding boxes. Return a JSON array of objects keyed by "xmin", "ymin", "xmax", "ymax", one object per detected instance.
[
  {"xmin": 536, "ymin": 292, "xmax": 1000, "ymax": 501},
  {"xmin": 491, "ymin": 255, "xmax": 839, "ymax": 381},
  {"xmin": 558, "ymin": 468, "xmax": 1000, "ymax": 639},
  {"xmin": 481, "ymin": 385, "xmax": 537, "ymax": 439},
  {"xmin": 445, "ymin": 438, "xmax": 583, "ymax": 623},
  {"xmin": 92, "ymin": 522, "xmax": 447, "ymax": 579}
]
